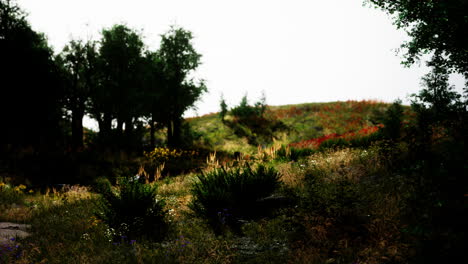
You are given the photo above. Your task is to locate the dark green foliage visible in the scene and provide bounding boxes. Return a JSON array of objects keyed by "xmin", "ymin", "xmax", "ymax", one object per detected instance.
[
  {"xmin": 318, "ymin": 138, "xmax": 351, "ymax": 150},
  {"xmin": 219, "ymin": 95, "xmax": 228, "ymax": 122},
  {"xmin": 225, "ymin": 94, "xmax": 288, "ymax": 145},
  {"xmin": 275, "ymin": 146, "xmax": 315, "ymax": 162},
  {"xmin": 316, "ymin": 133, "xmax": 383, "ymax": 151},
  {"xmin": 367, "ymin": 0, "xmax": 468, "ymax": 76},
  {"xmin": 0, "ymin": 0, "xmax": 65, "ymax": 152},
  {"xmin": 157, "ymin": 26, "xmax": 207, "ymax": 148},
  {"xmin": 57, "ymin": 39, "xmax": 99, "ymax": 150},
  {"xmin": 190, "ymin": 164, "xmax": 281, "ymax": 233},
  {"xmin": 379, "ymin": 100, "xmax": 404, "ymax": 141},
  {"xmin": 96, "ymin": 24, "xmax": 146, "ymax": 148},
  {"xmin": 97, "ymin": 178, "xmax": 167, "ymax": 241},
  {"xmin": 230, "ymin": 94, "xmax": 266, "ymax": 121},
  {"xmin": 0, "ymin": 185, "xmax": 25, "ymax": 208},
  {"xmin": 382, "ymin": 55, "xmax": 468, "ymax": 263},
  {"xmin": 305, "ymin": 175, "xmax": 364, "ymax": 220}
]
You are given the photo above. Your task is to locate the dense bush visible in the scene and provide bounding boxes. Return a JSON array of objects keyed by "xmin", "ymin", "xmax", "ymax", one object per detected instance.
[
  {"xmin": 96, "ymin": 178, "xmax": 167, "ymax": 241},
  {"xmin": 143, "ymin": 147, "xmax": 200, "ymax": 178},
  {"xmin": 0, "ymin": 182, "xmax": 26, "ymax": 207},
  {"xmin": 317, "ymin": 132, "xmax": 383, "ymax": 151},
  {"xmin": 190, "ymin": 164, "xmax": 281, "ymax": 233},
  {"xmin": 379, "ymin": 100, "xmax": 405, "ymax": 141},
  {"xmin": 221, "ymin": 94, "xmax": 288, "ymax": 146},
  {"xmin": 230, "ymin": 95, "xmax": 267, "ymax": 121},
  {"xmin": 275, "ymin": 146, "xmax": 315, "ymax": 162}
]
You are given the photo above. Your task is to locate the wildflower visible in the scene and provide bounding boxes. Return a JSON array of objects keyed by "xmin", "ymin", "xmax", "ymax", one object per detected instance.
[{"xmin": 81, "ymin": 233, "xmax": 90, "ymax": 240}]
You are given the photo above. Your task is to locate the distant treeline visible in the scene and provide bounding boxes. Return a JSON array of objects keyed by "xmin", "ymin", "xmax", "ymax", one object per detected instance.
[{"xmin": 0, "ymin": 0, "xmax": 206, "ymax": 155}]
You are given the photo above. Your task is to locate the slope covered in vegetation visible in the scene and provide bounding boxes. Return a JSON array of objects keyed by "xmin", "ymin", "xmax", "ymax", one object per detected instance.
[{"xmin": 187, "ymin": 100, "xmax": 403, "ymax": 153}]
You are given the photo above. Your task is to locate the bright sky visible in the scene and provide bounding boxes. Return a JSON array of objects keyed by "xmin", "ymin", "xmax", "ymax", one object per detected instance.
[{"xmin": 18, "ymin": 0, "xmax": 466, "ymax": 128}]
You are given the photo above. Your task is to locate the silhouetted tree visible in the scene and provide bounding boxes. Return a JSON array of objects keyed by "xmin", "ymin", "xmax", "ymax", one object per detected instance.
[
  {"xmin": 0, "ymin": 0, "xmax": 64, "ymax": 152},
  {"xmin": 219, "ymin": 94, "xmax": 228, "ymax": 122},
  {"xmin": 158, "ymin": 26, "xmax": 207, "ymax": 147},
  {"xmin": 140, "ymin": 51, "xmax": 166, "ymax": 148},
  {"xmin": 96, "ymin": 24, "xmax": 146, "ymax": 147},
  {"xmin": 57, "ymin": 39, "xmax": 99, "ymax": 150}
]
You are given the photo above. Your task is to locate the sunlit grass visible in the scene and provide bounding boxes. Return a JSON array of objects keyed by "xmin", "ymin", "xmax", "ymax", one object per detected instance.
[{"xmin": 1, "ymin": 142, "xmax": 418, "ymax": 263}]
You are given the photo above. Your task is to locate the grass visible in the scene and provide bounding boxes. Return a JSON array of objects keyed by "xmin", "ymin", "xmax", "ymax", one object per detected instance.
[
  {"xmin": 187, "ymin": 100, "xmax": 395, "ymax": 154},
  {"xmin": 1, "ymin": 144, "xmax": 417, "ymax": 263},
  {"xmin": 2, "ymin": 100, "xmax": 451, "ymax": 263}
]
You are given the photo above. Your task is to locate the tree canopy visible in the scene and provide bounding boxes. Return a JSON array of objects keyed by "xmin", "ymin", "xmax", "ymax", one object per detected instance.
[
  {"xmin": 157, "ymin": 26, "xmax": 207, "ymax": 147},
  {"xmin": 1, "ymin": 0, "xmax": 207, "ymax": 154},
  {"xmin": 366, "ymin": 0, "xmax": 468, "ymax": 78},
  {"xmin": 0, "ymin": 0, "xmax": 64, "ymax": 151},
  {"xmin": 57, "ymin": 39, "xmax": 99, "ymax": 150}
]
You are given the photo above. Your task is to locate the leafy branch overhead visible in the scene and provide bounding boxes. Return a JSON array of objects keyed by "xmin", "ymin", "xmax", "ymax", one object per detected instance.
[{"xmin": 367, "ymin": 0, "xmax": 468, "ymax": 77}]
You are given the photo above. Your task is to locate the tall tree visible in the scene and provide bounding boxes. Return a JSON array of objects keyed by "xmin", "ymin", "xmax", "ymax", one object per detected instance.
[
  {"xmin": 96, "ymin": 24, "xmax": 145, "ymax": 147},
  {"xmin": 0, "ymin": 0, "xmax": 64, "ymax": 152},
  {"xmin": 57, "ymin": 39, "xmax": 98, "ymax": 150},
  {"xmin": 158, "ymin": 26, "xmax": 207, "ymax": 147},
  {"xmin": 141, "ymin": 51, "xmax": 166, "ymax": 148},
  {"xmin": 366, "ymin": 0, "xmax": 468, "ymax": 78}
]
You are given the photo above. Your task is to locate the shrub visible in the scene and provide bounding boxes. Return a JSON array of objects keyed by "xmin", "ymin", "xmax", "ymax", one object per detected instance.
[
  {"xmin": 318, "ymin": 138, "xmax": 350, "ymax": 150},
  {"xmin": 96, "ymin": 178, "xmax": 167, "ymax": 241},
  {"xmin": 275, "ymin": 146, "xmax": 315, "ymax": 161},
  {"xmin": 190, "ymin": 164, "xmax": 281, "ymax": 233},
  {"xmin": 143, "ymin": 147, "xmax": 199, "ymax": 177},
  {"xmin": 0, "ymin": 182, "xmax": 26, "ymax": 207}
]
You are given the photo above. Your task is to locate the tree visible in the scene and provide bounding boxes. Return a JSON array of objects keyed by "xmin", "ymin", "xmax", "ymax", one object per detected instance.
[
  {"xmin": 95, "ymin": 24, "xmax": 146, "ymax": 147},
  {"xmin": 57, "ymin": 39, "xmax": 99, "ymax": 150},
  {"xmin": 0, "ymin": 0, "xmax": 64, "ymax": 152},
  {"xmin": 158, "ymin": 26, "xmax": 207, "ymax": 147},
  {"xmin": 366, "ymin": 0, "xmax": 468, "ymax": 78},
  {"xmin": 219, "ymin": 94, "xmax": 228, "ymax": 122},
  {"xmin": 141, "ymin": 51, "xmax": 166, "ymax": 148}
]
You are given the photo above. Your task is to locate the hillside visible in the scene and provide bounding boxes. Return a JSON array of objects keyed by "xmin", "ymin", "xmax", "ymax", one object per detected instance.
[{"xmin": 187, "ymin": 100, "xmax": 399, "ymax": 153}]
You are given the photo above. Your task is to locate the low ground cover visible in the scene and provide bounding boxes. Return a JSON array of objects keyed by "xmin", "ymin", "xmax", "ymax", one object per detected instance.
[
  {"xmin": 1, "ymin": 101, "xmax": 465, "ymax": 263},
  {"xmin": 0, "ymin": 143, "xmax": 428, "ymax": 263}
]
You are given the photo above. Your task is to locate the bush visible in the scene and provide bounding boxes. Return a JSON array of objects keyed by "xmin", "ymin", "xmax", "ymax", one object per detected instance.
[
  {"xmin": 275, "ymin": 146, "xmax": 314, "ymax": 162},
  {"xmin": 0, "ymin": 182, "xmax": 26, "ymax": 207},
  {"xmin": 190, "ymin": 164, "xmax": 281, "ymax": 233},
  {"xmin": 143, "ymin": 147, "xmax": 199, "ymax": 177},
  {"xmin": 96, "ymin": 178, "xmax": 167, "ymax": 241},
  {"xmin": 318, "ymin": 138, "xmax": 350, "ymax": 150}
]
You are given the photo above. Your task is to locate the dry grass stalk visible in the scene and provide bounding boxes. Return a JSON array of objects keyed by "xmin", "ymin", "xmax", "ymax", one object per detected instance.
[
  {"xmin": 154, "ymin": 162, "xmax": 165, "ymax": 182},
  {"xmin": 256, "ymin": 144, "xmax": 281, "ymax": 161},
  {"xmin": 138, "ymin": 165, "xmax": 150, "ymax": 183},
  {"xmin": 206, "ymin": 151, "xmax": 219, "ymax": 170}
]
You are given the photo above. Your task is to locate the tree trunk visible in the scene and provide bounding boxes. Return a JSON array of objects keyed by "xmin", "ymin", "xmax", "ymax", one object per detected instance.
[
  {"xmin": 98, "ymin": 113, "xmax": 112, "ymax": 145},
  {"xmin": 124, "ymin": 118, "xmax": 133, "ymax": 137},
  {"xmin": 167, "ymin": 120, "xmax": 173, "ymax": 147},
  {"xmin": 124, "ymin": 118, "xmax": 134, "ymax": 149},
  {"xmin": 71, "ymin": 107, "xmax": 84, "ymax": 151},
  {"xmin": 150, "ymin": 116, "xmax": 155, "ymax": 149},
  {"xmin": 167, "ymin": 118, "xmax": 181, "ymax": 148},
  {"xmin": 116, "ymin": 118, "xmax": 124, "ymax": 137}
]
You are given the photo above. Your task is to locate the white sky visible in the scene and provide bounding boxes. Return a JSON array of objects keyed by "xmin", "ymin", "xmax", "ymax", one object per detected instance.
[{"xmin": 18, "ymin": 0, "xmax": 466, "ymax": 128}]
